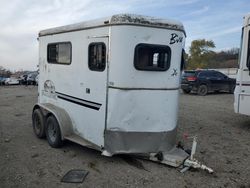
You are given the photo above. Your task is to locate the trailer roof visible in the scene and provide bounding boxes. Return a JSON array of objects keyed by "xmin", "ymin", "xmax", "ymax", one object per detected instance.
[
  {"xmin": 39, "ymin": 14, "xmax": 185, "ymax": 37},
  {"xmin": 243, "ymin": 13, "xmax": 250, "ymax": 26}
]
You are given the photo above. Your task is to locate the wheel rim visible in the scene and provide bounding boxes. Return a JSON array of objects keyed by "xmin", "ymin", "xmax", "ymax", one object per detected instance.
[
  {"xmin": 34, "ymin": 114, "xmax": 41, "ymax": 135},
  {"xmin": 47, "ymin": 122, "xmax": 57, "ymax": 142},
  {"xmin": 199, "ymin": 86, "xmax": 207, "ymax": 95}
]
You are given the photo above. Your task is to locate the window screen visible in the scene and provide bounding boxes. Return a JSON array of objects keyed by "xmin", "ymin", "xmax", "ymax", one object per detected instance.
[
  {"xmin": 47, "ymin": 42, "xmax": 71, "ymax": 64},
  {"xmin": 88, "ymin": 43, "xmax": 106, "ymax": 71},
  {"xmin": 134, "ymin": 44, "xmax": 171, "ymax": 71}
]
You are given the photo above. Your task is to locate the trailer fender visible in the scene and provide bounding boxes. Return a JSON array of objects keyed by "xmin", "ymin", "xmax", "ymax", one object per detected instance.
[{"xmin": 32, "ymin": 103, "xmax": 73, "ymax": 140}]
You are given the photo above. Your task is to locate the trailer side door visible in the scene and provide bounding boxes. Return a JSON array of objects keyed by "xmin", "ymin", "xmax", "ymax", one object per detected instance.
[{"xmin": 77, "ymin": 36, "xmax": 109, "ymax": 146}]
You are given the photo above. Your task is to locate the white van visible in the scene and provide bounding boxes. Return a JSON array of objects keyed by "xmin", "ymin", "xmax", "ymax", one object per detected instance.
[
  {"xmin": 234, "ymin": 13, "xmax": 250, "ymax": 116},
  {"xmin": 32, "ymin": 14, "xmax": 212, "ymax": 172}
]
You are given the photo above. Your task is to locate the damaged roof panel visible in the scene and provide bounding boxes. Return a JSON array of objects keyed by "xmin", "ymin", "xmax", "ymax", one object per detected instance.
[
  {"xmin": 110, "ymin": 14, "xmax": 184, "ymax": 31},
  {"xmin": 39, "ymin": 14, "xmax": 185, "ymax": 37}
]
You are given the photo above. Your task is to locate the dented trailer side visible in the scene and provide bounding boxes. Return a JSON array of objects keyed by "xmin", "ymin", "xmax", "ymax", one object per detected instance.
[{"xmin": 104, "ymin": 25, "xmax": 185, "ymax": 155}]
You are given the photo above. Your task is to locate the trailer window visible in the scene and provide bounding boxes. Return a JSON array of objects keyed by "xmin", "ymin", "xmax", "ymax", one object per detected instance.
[
  {"xmin": 134, "ymin": 44, "xmax": 171, "ymax": 71},
  {"xmin": 247, "ymin": 31, "xmax": 250, "ymax": 69},
  {"xmin": 47, "ymin": 42, "xmax": 71, "ymax": 64},
  {"xmin": 88, "ymin": 43, "xmax": 106, "ymax": 71}
]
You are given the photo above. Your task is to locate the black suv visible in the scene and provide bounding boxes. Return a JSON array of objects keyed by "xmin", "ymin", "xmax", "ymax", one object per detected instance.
[{"xmin": 181, "ymin": 70, "xmax": 236, "ymax": 96}]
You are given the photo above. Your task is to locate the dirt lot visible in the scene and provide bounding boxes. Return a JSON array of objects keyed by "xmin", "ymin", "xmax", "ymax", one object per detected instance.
[{"xmin": 0, "ymin": 86, "xmax": 250, "ymax": 188}]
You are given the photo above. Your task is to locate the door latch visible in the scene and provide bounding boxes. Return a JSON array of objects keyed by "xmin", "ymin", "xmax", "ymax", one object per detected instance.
[{"xmin": 86, "ymin": 88, "xmax": 90, "ymax": 94}]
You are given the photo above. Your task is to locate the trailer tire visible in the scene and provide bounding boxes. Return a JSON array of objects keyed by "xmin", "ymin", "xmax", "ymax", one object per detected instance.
[
  {"xmin": 46, "ymin": 115, "xmax": 63, "ymax": 148},
  {"xmin": 32, "ymin": 109, "xmax": 46, "ymax": 138},
  {"xmin": 197, "ymin": 85, "xmax": 208, "ymax": 96}
]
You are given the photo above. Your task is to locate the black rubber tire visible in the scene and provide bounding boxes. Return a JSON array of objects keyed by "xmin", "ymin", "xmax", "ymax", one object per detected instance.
[
  {"xmin": 182, "ymin": 89, "xmax": 191, "ymax": 94},
  {"xmin": 197, "ymin": 85, "xmax": 208, "ymax": 96},
  {"xmin": 32, "ymin": 109, "xmax": 46, "ymax": 138},
  {"xmin": 45, "ymin": 115, "xmax": 63, "ymax": 148},
  {"xmin": 229, "ymin": 85, "xmax": 235, "ymax": 94}
]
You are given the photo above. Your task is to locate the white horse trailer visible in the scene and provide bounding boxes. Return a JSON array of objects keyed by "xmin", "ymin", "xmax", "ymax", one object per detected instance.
[
  {"xmin": 234, "ymin": 13, "xmax": 250, "ymax": 116},
  {"xmin": 32, "ymin": 14, "xmax": 212, "ymax": 172}
]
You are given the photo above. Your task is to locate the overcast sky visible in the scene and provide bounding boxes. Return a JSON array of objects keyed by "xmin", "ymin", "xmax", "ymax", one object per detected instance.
[{"xmin": 0, "ymin": 0, "xmax": 249, "ymax": 71}]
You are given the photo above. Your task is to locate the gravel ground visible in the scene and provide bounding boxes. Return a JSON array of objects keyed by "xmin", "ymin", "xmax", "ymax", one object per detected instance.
[{"xmin": 0, "ymin": 86, "xmax": 250, "ymax": 188}]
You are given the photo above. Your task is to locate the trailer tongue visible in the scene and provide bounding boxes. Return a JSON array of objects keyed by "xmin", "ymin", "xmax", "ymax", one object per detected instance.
[{"xmin": 142, "ymin": 136, "xmax": 213, "ymax": 173}]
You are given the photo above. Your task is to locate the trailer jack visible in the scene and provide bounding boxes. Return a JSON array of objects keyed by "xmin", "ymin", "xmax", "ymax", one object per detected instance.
[{"xmin": 181, "ymin": 136, "xmax": 213, "ymax": 173}]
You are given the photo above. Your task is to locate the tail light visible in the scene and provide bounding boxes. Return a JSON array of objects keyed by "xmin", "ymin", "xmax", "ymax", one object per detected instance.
[{"xmin": 187, "ymin": 76, "xmax": 197, "ymax": 81}]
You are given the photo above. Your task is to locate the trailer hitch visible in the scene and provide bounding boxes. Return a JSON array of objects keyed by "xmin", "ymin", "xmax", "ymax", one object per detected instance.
[{"xmin": 181, "ymin": 136, "xmax": 213, "ymax": 173}]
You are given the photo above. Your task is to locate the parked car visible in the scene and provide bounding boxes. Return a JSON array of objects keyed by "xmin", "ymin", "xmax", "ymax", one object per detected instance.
[
  {"xmin": 0, "ymin": 77, "xmax": 7, "ymax": 85},
  {"xmin": 5, "ymin": 77, "xmax": 20, "ymax": 85},
  {"xmin": 19, "ymin": 74, "xmax": 28, "ymax": 85},
  {"xmin": 181, "ymin": 70, "xmax": 236, "ymax": 96},
  {"xmin": 27, "ymin": 72, "xmax": 38, "ymax": 85},
  {"xmin": 19, "ymin": 72, "xmax": 38, "ymax": 85}
]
